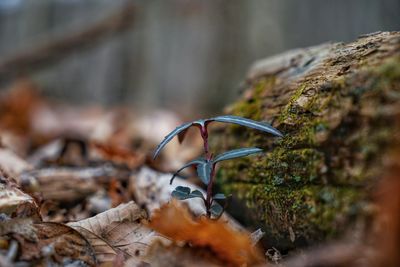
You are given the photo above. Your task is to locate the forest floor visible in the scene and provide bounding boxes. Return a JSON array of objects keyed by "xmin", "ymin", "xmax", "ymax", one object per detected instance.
[{"xmin": 0, "ymin": 80, "xmax": 398, "ymax": 267}]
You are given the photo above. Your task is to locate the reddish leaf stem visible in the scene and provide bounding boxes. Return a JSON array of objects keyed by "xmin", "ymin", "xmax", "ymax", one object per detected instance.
[
  {"xmin": 206, "ymin": 164, "xmax": 216, "ymax": 217},
  {"xmin": 200, "ymin": 126, "xmax": 210, "ymax": 159},
  {"xmin": 200, "ymin": 125, "xmax": 215, "ymax": 217}
]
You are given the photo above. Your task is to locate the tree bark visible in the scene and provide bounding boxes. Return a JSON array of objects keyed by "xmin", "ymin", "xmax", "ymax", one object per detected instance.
[{"xmin": 216, "ymin": 31, "xmax": 400, "ymax": 249}]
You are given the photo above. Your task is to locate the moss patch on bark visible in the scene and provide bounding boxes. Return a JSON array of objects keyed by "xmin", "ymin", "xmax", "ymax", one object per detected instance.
[{"xmin": 215, "ymin": 32, "xmax": 400, "ymax": 248}]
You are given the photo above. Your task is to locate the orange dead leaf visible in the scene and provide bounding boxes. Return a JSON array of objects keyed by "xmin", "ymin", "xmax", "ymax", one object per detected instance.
[
  {"xmin": 0, "ymin": 79, "xmax": 42, "ymax": 136},
  {"xmin": 108, "ymin": 178, "xmax": 129, "ymax": 207},
  {"xmin": 91, "ymin": 141, "xmax": 144, "ymax": 169},
  {"xmin": 148, "ymin": 200, "xmax": 264, "ymax": 267}
]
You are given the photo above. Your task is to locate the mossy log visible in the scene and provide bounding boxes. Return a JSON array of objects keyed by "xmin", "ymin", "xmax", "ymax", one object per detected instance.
[{"xmin": 215, "ymin": 31, "xmax": 400, "ymax": 249}]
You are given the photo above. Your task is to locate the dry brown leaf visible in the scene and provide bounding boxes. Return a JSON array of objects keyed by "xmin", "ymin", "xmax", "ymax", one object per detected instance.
[
  {"xmin": 68, "ymin": 201, "xmax": 168, "ymax": 264},
  {"xmin": 0, "ymin": 80, "xmax": 43, "ymax": 137},
  {"xmin": 0, "ymin": 148, "xmax": 32, "ymax": 179},
  {"xmin": 91, "ymin": 141, "xmax": 145, "ymax": 169},
  {"xmin": 0, "ymin": 218, "xmax": 37, "ymax": 241},
  {"xmin": 148, "ymin": 200, "xmax": 264, "ymax": 267},
  {"xmin": 21, "ymin": 222, "xmax": 97, "ymax": 266},
  {"xmin": 126, "ymin": 240, "xmax": 224, "ymax": 267},
  {"xmin": 0, "ymin": 131, "xmax": 30, "ymax": 159},
  {"xmin": 0, "ymin": 175, "xmax": 37, "ymax": 217},
  {"xmin": 108, "ymin": 179, "xmax": 130, "ymax": 207},
  {"xmin": 1, "ymin": 218, "xmax": 96, "ymax": 266}
]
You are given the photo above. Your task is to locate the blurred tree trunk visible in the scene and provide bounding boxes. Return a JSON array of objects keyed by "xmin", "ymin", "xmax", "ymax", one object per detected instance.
[{"xmin": 216, "ymin": 31, "xmax": 400, "ymax": 249}]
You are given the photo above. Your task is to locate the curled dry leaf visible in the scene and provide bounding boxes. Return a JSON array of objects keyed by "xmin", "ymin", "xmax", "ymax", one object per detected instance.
[
  {"xmin": 68, "ymin": 201, "xmax": 168, "ymax": 264},
  {"xmin": 148, "ymin": 200, "xmax": 264, "ymax": 267},
  {"xmin": 0, "ymin": 175, "xmax": 37, "ymax": 217},
  {"xmin": 0, "ymin": 148, "xmax": 32, "ymax": 179}
]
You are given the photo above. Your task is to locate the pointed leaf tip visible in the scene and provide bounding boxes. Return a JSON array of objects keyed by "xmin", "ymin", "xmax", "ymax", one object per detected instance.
[
  {"xmin": 153, "ymin": 122, "xmax": 193, "ymax": 159},
  {"xmin": 211, "ymin": 115, "xmax": 283, "ymax": 137},
  {"xmin": 213, "ymin": 147, "xmax": 263, "ymax": 163}
]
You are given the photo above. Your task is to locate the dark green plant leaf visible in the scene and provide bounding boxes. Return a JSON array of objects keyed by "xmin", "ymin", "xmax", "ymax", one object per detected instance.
[
  {"xmin": 153, "ymin": 122, "xmax": 193, "ymax": 159},
  {"xmin": 171, "ymin": 186, "xmax": 204, "ymax": 200},
  {"xmin": 170, "ymin": 158, "xmax": 206, "ymax": 184},
  {"xmin": 171, "ymin": 187, "xmax": 190, "ymax": 200},
  {"xmin": 190, "ymin": 190, "xmax": 205, "ymax": 200},
  {"xmin": 211, "ymin": 115, "xmax": 283, "ymax": 137},
  {"xmin": 196, "ymin": 161, "xmax": 212, "ymax": 185},
  {"xmin": 213, "ymin": 147, "xmax": 263, "ymax": 163},
  {"xmin": 153, "ymin": 115, "xmax": 282, "ymax": 160},
  {"xmin": 210, "ymin": 201, "xmax": 224, "ymax": 218},
  {"xmin": 213, "ymin": 193, "xmax": 226, "ymax": 200}
]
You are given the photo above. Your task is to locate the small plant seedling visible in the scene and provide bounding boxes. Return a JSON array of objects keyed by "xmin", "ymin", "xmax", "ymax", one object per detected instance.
[{"xmin": 153, "ymin": 115, "xmax": 282, "ymax": 218}]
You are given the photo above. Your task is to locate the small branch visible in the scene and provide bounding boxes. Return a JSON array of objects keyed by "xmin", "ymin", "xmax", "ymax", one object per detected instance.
[{"xmin": 0, "ymin": 2, "xmax": 135, "ymax": 82}]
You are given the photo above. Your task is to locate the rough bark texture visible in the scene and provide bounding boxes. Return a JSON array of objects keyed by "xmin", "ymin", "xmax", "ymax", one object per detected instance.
[{"xmin": 215, "ymin": 31, "xmax": 400, "ymax": 249}]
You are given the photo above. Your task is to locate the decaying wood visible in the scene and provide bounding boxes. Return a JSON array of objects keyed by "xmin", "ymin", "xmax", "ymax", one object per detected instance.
[
  {"xmin": 281, "ymin": 145, "xmax": 400, "ymax": 267},
  {"xmin": 217, "ymin": 31, "xmax": 400, "ymax": 248}
]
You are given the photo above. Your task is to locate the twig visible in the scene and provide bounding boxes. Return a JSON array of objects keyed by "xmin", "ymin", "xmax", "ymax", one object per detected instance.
[{"xmin": 0, "ymin": 2, "xmax": 135, "ymax": 82}]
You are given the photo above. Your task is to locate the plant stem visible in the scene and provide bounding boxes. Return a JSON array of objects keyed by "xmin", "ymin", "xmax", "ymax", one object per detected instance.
[
  {"xmin": 200, "ymin": 126, "xmax": 210, "ymax": 159},
  {"xmin": 200, "ymin": 125, "xmax": 215, "ymax": 218},
  {"xmin": 205, "ymin": 164, "xmax": 215, "ymax": 218}
]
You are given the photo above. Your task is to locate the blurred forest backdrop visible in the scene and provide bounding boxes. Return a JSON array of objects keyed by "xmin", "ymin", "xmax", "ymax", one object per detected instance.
[{"xmin": 0, "ymin": 0, "xmax": 399, "ymax": 115}]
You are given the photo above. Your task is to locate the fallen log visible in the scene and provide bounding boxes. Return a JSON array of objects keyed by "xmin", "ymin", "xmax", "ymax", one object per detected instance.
[{"xmin": 216, "ymin": 31, "xmax": 400, "ymax": 249}]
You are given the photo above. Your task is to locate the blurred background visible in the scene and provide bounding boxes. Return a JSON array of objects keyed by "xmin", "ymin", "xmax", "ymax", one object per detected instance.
[{"xmin": 0, "ymin": 0, "xmax": 399, "ymax": 116}]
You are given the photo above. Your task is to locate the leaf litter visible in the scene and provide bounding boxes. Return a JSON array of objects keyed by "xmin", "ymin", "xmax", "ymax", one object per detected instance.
[
  {"xmin": 0, "ymin": 81, "xmax": 265, "ymax": 267},
  {"xmin": 0, "ymin": 80, "xmax": 398, "ymax": 266}
]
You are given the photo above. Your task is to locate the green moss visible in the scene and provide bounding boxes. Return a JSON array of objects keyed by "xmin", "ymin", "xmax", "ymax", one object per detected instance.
[
  {"xmin": 231, "ymin": 78, "xmax": 272, "ymax": 121},
  {"xmin": 217, "ymin": 55, "xmax": 400, "ymax": 247},
  {"xmin": 222, "ymin": 182, "xmax": 365, "ymax": 244}
]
